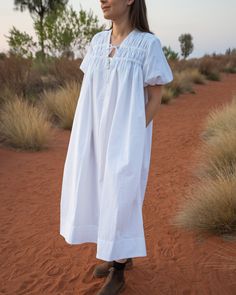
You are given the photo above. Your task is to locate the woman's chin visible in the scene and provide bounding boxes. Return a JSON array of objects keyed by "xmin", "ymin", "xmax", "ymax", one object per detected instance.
[{"xmin": 103, "ymin": 13, "xmax": 112, "ymax": 20}]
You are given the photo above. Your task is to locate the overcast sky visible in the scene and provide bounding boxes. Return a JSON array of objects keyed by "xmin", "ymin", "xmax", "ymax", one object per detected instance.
[{"xmin": 0, "ymin": 0, "xmax": 235, "ymax": 58}]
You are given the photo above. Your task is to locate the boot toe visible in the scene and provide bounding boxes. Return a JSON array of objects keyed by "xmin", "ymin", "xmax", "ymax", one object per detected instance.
[
  {"xmin": 93, "ymin": 258, "xmax": 133, "ymax": 278},
  {"xmin": 96, "ymin": 267, "xmax": 126, "ymax": 295}
]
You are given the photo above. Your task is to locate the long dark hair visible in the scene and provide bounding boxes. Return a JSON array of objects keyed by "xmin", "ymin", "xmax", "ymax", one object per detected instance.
[{"xmin": 108, "ymin": 0, "xmax": 154, "ymax": 34}]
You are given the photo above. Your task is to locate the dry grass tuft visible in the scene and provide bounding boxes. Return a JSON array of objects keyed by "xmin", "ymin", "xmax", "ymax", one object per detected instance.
[
  {"xmin": 173, "ymin": 173, "xmax": 236, "ymax": 236},
  {"xmin": 166, "ymin": 70, "xmax": 195, "ymax": 97},
  {"xmin": 161, "ymin": 87, "xmax": 175, "ymax": 104},
  {"xmin": 185, "ymin": 68, "xmax": 206, "ymax": 84},
  {"xmin": 173, "ymin": 94, "xmax": 236, "ymax": 239},
  {"xmin": 200, "ymin": 96, "xmax": 236, "ymax": 141},
  {"xmin": 195, "ymin": 130, "xmax": 236, "ymax": 179},
  {"xmin": 0, "ymin": 96, "xmax": 53, "ymax": 151},
  {"xmin": 39, "ymin": 80, "xmax": 81, "ymax": 130}
]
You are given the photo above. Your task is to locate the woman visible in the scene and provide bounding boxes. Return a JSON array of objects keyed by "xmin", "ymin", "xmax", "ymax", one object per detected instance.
[{"xmin": 60, "ymin": 0, "xmax": 173, "ymax": 294}]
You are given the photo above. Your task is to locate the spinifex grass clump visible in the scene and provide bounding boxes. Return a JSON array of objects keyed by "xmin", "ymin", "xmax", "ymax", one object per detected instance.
[
  {"xmin": 173, "ymin": 95, "xmax": 236, "ymax": 239},
  {"xmin": 185, "ymin": 68, "xmax": 206, "ymax": 84},
  {"xmin": 166, "ymin": 70, "xmax": 195, "ymax": 97},
  {"xmin": 200, "ymin": 96, "xmax": 236, "ymax": 141},
  {"xmin": 195, "ymin": 130, "xmax": 236, "ymax": 179},
  {"xmin": 173, "ymin": 173, "xmax": 236, "ymax": 236},
  {"xmin": 0, "ymin": 96, "xmax": 53, "ymax": 151},
  {"xmin": 40, "ymin": 80, "xmax": 81, "ymax": 130}
]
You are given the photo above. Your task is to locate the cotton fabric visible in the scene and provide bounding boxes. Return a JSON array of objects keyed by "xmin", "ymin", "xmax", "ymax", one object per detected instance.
[{"xmin": 60, "ymin": 28, "xmax": 173, "ymax": 261}]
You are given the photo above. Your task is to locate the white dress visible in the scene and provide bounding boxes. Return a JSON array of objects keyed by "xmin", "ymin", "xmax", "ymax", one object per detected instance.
[{"xmin": 60, "ymin": 28, "xmax": 173, "ymax": 261}]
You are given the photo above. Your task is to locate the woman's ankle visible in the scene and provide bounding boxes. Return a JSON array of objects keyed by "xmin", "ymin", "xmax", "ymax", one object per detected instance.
[
  {"xmin": 115, "ymin": 258, "xmax": 127, "ymax": 263},
  {"xmin": 112, "ymin": 260, "xmax": 127, "ymax": 270}
]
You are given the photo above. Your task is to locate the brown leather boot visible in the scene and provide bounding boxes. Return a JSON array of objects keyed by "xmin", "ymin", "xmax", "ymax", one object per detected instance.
[
  {"xmin": 96, "ymin": 263, "xmax": 127, "ymax": 295},
  {"xmin": 93, "ymin": 258, "xmax": 133, "ymax": 278}
]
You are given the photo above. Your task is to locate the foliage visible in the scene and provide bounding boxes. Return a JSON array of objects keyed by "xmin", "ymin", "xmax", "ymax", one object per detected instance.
[
  {"xmin": 14, "ymin": 0, "xmax": 69, "ymax": 60},
  {"xmin": 198, "ymin": 56, "xmax": 221, "ymax": 81},
  {"xmin": 225, "ymin": 47, "xmax": 236, "ymax": 55},
  {"xmin": 0, "ymin": 55, "xmax": 32, "ymax": 97},
  {"xmin": 162, "ymin": 45, "xmax": 179, "ymax": 61},
  {"xmin": 0, "ymin": 52, "xmax": 7, "ymax": 60},
  {"xmin": 5, "ymin": 26, "xmax": 37, "ymax": 58},
  {"xmin": 41, "ymin": 4, "xmax": 105, "ymax": 58},
  {"xmin": 178, "ymin": 33, "xmax": 194, "ymax": 59}
]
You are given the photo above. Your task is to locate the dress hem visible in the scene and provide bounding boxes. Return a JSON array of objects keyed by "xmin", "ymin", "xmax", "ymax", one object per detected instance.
[{"xmin": 60, "ymin": 223, "xmax": 147, "ymax": 261}]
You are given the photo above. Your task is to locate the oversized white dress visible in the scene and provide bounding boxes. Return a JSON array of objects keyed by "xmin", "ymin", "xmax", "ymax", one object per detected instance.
[{"xmin": 60, "ymin": 28, "xmax": 173, "ymax": 261}]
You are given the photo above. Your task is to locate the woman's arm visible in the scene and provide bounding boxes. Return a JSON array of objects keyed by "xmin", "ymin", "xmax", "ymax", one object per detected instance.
[{"xmin": 145, "ymin": 84, "xmax": 163, "ymax": 127}]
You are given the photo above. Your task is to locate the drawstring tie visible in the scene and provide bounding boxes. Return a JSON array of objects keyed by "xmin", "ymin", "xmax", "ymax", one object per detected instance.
[{"xmin": 106, "ymin": 44, "xmax": 120, "ymax": 70}]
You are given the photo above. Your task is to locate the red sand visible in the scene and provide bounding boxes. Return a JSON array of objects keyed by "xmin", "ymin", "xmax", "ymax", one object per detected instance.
[{"xmin": 1, "ymin": 73, "xmax": 236, "ymax": 295}]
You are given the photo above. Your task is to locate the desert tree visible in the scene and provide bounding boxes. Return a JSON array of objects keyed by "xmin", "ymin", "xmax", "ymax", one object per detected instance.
[
  {"xmin": 178, "ymin": 33, "xmax": 194, "ymax": 59},
  {"xmin": 14, "ymin": 0, "xmax": 68, "ymax": 61},
  {"xmin": 42, "ymin": 4, "xmax": 105, "ymax": 59}
]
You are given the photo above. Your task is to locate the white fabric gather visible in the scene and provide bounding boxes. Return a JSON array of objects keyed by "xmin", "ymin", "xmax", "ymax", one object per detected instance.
[
  {"xmin": 60, "ymin": 28, "xmax": 173, "ymax": 261},
  {"xmin": 80, "ymin": 28, "xmax": 173, "ymax": 85}
]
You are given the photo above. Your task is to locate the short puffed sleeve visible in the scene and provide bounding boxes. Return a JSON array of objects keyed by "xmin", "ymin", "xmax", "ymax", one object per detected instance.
[
  {"xmin": 143, "ymin": 36, "xmax": 173, "ymax": 87},
  {"xmin": 79, "ymin": 37, "xmax": 94, "ymax": 74}
]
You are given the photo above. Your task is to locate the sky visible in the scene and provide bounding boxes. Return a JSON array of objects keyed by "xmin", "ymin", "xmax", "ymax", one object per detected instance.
[{"xmin": 0, "ymin": 0, "xmax": 235, "ymax": 58}]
